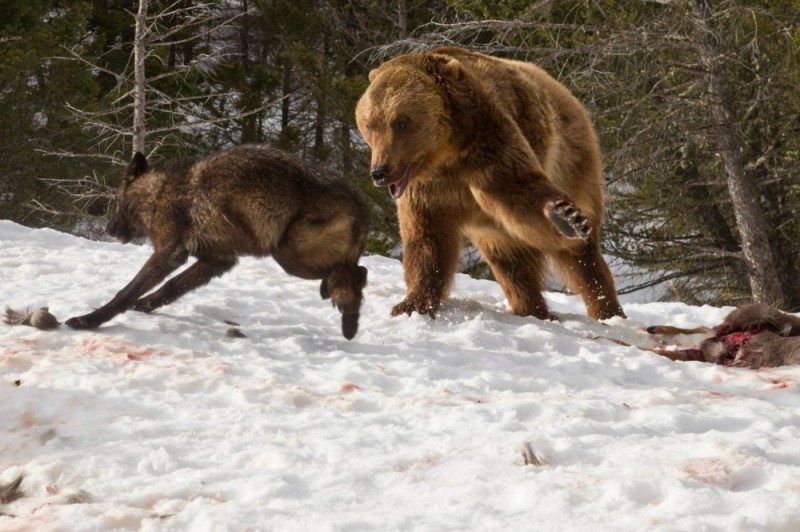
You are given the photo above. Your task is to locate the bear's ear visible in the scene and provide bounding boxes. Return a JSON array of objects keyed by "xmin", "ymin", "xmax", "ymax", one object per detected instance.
[
  {"xmin": 427, "ymin": 55, "xmax": 466, "ymax": 86},
  {"xmin": 434, "ymin": 56, "xmax": 465, "ymax": 83},
  {"xmin": 125, "ymin": 152, "xmax": 148, "ymax": 182},
  {"xmin": 368, "ymin": 68, "xmax": 380, "ymax": 82},
  {"xmin": 428, "ymin": 55, "xmax": 480, "ymax": 135}
]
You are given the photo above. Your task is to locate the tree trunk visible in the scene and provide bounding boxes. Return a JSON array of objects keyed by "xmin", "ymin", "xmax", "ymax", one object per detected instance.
[
  {"xmin": 132, "ymin": 0, "xmax": 148, "ymax": 156},
  {"xmin": 281, "ymin": 59, "xmax": 291, "ymax": 131},
  {"xmin": 239, "ymin": 0, "xmax": 250, "ymax": 74},
  {"xmin": 694, "ymin": 0, "xmax": 784, "ymax": 306},
  {"xmin": 677, "ymin": 146, "xmax": 742, "ymax": 255},
  {"xmin": 338, "ymin": 123, "xmax": 352, "ymax": 176},
  {"xmin": 397, "ymin": 0, "xmax": 408, "ymax": 38},
  {"xmin": 313, "ymin": 37, "xmax": 330, "ymax": 160}
]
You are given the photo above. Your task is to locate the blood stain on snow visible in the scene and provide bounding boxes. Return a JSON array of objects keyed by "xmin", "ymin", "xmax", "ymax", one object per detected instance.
[
  {"xmin": 683, "ymin": 457, "xmax": 732, "ymax": 486},
  {"xmin": 126, "ymin": 348, "xmax": 170, "ymax": 361},
  {"xmin": 339, "ymin": 383, "xmax": 360, "ymax": 393},
  {"xmin": 78, "ymin": 337, "xmax": 170, "ymax": 362},
  {"xmin": 1, "ymin": 338, "xmax": 39, "ymax": 358}
]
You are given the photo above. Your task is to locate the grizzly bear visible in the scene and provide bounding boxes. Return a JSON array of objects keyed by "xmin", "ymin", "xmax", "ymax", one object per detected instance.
[{"xmin": 355, "ymin": 46, "xmax": 625, "ymax": 321}]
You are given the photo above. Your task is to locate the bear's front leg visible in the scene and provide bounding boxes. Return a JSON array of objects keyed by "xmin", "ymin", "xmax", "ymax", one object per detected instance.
[
  {"xmin": 545, "ymin": 197, "xmax": 592, "ymax": 240},
  {"xmin": 472, "ymin": 178, "xmax": 592, "ymax": 251},
  {"xmin": 392, "ymin": 202, "xmax": 462, "ymax": 318}
]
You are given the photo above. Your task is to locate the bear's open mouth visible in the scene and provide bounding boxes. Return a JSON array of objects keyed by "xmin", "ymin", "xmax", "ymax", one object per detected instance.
[{"xmin": 387, "ymin": 164, "xmax": 412, "ymax": 200}]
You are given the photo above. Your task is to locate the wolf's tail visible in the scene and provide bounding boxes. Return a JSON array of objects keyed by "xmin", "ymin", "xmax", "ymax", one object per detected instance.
[{"xmin": 320, "ymin": 265, "xmax": 368, "ymax": 340}]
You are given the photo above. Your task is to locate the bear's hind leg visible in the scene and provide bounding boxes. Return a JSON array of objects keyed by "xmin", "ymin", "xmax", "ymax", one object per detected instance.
[{"xmin": 550, "ymin": 239, "xmax": 625, "ymax": 320}]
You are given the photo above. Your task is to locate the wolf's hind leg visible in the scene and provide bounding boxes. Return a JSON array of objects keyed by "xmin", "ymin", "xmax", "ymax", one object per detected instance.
[{"xmin": 132, "ymin": 256, "xmax": 238, "ymax": 313}]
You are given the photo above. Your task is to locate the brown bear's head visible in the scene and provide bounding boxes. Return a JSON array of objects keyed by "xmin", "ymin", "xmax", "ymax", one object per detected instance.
[{"xmin": 355, "ymin": 53, "xmax": 465, "ymax": 200}]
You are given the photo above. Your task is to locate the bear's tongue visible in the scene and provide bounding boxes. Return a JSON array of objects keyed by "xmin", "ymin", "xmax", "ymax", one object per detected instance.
[{"xmin": 387, "ymin": 164, "xmax": 411, "ymax": 200}]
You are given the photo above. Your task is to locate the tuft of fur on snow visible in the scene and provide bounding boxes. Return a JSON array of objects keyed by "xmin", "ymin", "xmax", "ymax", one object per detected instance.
[
  {"xmin": 4, "ymin": 306, "xmax": 60, "ymax": 330},
  {"xmin": 65, "ymin": 489, "xmax": 93, "ymax": 504},
  {"xmin": 226, "ymin": 327, "xmax": 247, "ymax": 338},
  {"xmin": 0, "ymin": 474, "xmax": 24, "ymax": 505},
  {"xmin": 520, "ymin": 441, "xmax": 548, "ymax": 466}
]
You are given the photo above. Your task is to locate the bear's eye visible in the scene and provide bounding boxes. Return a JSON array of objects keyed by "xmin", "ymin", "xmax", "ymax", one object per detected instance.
[{"xmin": 391, "ymin": 118, "xmax": 409, "ymax": 134}]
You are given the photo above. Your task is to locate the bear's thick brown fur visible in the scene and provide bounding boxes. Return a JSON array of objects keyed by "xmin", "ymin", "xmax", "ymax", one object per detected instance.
[{"xmin": 355, "ymin": 46, "xmax": 625, "ymax": 321}]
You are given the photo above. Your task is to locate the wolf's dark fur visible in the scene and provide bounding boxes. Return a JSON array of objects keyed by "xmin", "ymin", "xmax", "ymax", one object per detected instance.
[{"xmin": 66, "ymin": 144, "xmax": 370, "ymax": 339}]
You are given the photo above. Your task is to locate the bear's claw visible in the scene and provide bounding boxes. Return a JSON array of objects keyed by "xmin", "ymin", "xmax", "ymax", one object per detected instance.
[
  {"xmin": 547, "ymin": 198, "xmax": 591, "ymax": 240},
  {"xmin": 391, "ymin": 295, "xmax": 440, "ymax": 318}
]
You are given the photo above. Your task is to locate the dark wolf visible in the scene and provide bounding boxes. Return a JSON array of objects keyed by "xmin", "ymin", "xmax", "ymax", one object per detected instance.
[
  {"xmin": 646, "ymin": 302, "xmax": 800, "ymax": 368},
  {"xmin": 66, "ymin": 144, "xmax": 370, "ymax": 339}
]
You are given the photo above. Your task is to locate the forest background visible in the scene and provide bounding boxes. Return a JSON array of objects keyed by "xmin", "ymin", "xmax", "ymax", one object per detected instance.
[{"xmin": 1, "ymin": 0, "xmax": 799, "ymax": 309}]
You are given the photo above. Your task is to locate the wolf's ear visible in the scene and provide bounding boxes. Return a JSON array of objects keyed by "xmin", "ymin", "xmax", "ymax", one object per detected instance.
[{"xmin": 126, "ymin": 152, "xmax": 148, "ymax": 181}]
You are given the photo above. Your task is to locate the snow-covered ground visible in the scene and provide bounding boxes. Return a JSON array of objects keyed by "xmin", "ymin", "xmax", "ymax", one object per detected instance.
[{"xmin": 1, "ymin": 219, "xmax": 799, "ymax": 531}]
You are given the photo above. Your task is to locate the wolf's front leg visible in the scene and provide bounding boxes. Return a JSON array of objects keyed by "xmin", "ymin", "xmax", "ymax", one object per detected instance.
[{"xmin": 66, "ymin": 248, "xmax": 188, "ymax": 329}]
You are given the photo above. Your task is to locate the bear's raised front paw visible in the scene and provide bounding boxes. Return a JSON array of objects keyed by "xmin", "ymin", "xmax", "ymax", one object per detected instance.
[
  {"xmin": 546, "ymin": 197, "xmax": 591, "ymax": 240},
  {"xmin": 391, "ymin": 296, "xmax": 440, "ymax": 318}
]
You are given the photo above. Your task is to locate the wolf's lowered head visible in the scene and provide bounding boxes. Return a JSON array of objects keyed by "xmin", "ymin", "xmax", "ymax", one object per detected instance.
[{"xmin": 106, "ymin": 152, "xmax": 151, "ymax": 244}]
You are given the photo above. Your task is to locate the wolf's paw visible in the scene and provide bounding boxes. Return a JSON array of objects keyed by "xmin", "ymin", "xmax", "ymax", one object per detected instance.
[
  {"xmin": 65, "ymin": 315, "xmax": 100, "ymax": 330},
  {"xmin": 546, "ymin": 196, "xmax": 591, "ymax": 240},
  {"xmin": 131, "ymin": 297, "xmax": 156, "ymax": 313},
  {"xmin": 341, "ymin": 312, "xmax": 359, "ymax": 340}
]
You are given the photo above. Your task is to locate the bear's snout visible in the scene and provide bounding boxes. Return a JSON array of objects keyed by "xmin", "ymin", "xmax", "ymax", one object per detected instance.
[
  {"xmin": 370, "ymin": 163, "xmax": 412, "ymax": 199},
  {"xmin": 370, "ymin": 165, "xmax": 391, "ymax": 185}
]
